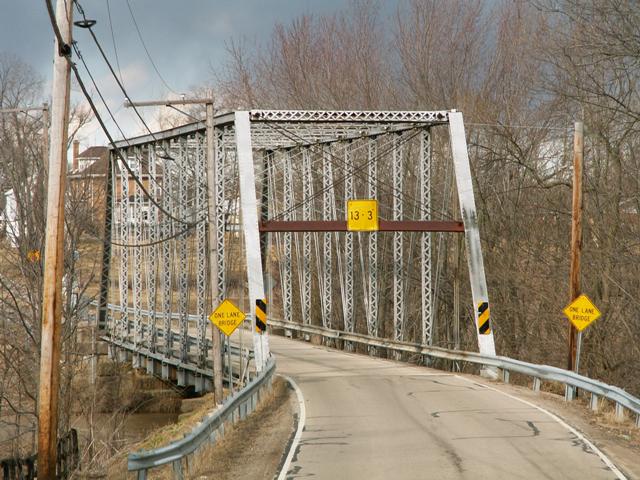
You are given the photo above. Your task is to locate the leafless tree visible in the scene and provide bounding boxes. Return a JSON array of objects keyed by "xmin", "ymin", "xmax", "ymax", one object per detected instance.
[
  {"xmin": 214, "ymin": 0, "xmax": 640, "ymax": 395},
  {"xmin": 0, "ymin": 53, "xmax": 96, "ymax": 458}
]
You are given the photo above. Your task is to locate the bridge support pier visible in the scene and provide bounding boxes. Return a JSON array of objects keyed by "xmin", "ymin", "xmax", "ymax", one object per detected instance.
[
  {"xmin": 118, "ymin": 349, "xmax": 129, "ymax": 363},
  {"xmin": 177, "ymin": 369, "xmax": 186, "ymax": 387},
  {"xmin": 146, "ymin": 359, "xmax": 160, "ymax": 377},
  {"xmin": 132, "ymin": 354, "xmax": 142, "ymax": 369},
  {"xmin": 194, "ymin": 375, "xmax": 204, "ymax": 393}
]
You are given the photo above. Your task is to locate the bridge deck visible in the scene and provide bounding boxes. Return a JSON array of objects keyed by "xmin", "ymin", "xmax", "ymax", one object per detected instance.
[{"xmin": 272, "ymin": 335, "xmax": 622, "ymax": 479}]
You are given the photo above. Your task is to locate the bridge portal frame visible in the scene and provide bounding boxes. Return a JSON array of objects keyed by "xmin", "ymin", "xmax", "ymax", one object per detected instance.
[{"xmin": 243, "ymin": 109, "xmax": 496, "ymax": 357}]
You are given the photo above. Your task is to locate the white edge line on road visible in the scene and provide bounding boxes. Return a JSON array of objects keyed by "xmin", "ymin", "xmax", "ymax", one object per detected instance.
[
  {"xmin": 277, "ymin": 374, "xmax": 306, "ymax": 480},
  {"xmin": 455, "ymin": 375, "xmax": 627, "ymax": 480}
]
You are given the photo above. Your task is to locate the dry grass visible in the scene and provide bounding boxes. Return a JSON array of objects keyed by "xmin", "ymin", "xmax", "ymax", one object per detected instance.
[
  {"xmin": 105, "ymin": 392, "xmax": 219, "ymax": 478},
  {"xmin": 105, "ymin": 379, "xmax": 294, "ymax": 480}
]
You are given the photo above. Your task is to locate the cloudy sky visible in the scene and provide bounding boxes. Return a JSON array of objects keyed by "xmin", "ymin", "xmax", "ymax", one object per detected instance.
[{"xmin": 2, "ymin": 1, "xmax": 395, "ymax": 148}]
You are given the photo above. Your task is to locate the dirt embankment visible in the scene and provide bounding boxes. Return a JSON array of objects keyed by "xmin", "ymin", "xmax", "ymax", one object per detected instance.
[
  {"xmin": 188, "ymin": 377, "xmax": 296, "ymax": 480},
  {"xmin": 106, "ymin": 377, "xmax": 296, "ymax": 479}
]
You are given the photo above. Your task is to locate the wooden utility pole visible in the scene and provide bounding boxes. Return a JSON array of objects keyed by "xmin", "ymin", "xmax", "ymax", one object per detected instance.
[
  {"xmin": 568, "ymin": 121, "xmax": 583, "ymax": 372},
  {"xmin": 38, "ymin": 1, "xmax": 72, "ymax": 478}
]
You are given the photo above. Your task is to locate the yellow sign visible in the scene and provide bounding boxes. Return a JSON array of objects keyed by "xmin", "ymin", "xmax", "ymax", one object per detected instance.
[
  {"xmin": 209, "ymin": 299, "xmax": 246, "ymax": 336},
  {"xmin": 27, "ymin": 250, "xmax": 41, "ymax": 262},
  {"xmin": 347, "ymin": 199, "xmax": 378, "ymax": 231},
  {"xmin": 562, "ymin": 294, "xmax": 601, "ymax": 332}
]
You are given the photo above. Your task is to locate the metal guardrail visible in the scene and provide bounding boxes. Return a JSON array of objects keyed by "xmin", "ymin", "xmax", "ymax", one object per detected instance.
[
  {"xmin": 270, "ymin": 319, "xmax": 640, "ymax": 427},
  {"xmin": 127, "ymin": 358, "xmax": 276, "ymax": 479},
  {"xmin": 98, "ymin": 302, "xmax": 255, "ymax": 357}
]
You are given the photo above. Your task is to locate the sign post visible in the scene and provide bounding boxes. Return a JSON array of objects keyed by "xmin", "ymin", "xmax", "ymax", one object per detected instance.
[
  {"xmin": 568, "ymin": 121, "xmax": 584, "ymax": 372},
  {"xmin": 209, "ymin": 300, "xmax": 246, "ymax": 395}
]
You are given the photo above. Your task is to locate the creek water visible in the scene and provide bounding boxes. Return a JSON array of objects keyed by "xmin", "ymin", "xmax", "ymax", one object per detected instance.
[{"xmin": 72, "ymin": 411, "xmax": 180, "ymax": 448}]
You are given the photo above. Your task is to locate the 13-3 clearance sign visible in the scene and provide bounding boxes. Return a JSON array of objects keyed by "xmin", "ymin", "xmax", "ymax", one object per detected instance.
[{"xmin": 347, "ymin": 199, "xmax": 378, "ymax": 231}]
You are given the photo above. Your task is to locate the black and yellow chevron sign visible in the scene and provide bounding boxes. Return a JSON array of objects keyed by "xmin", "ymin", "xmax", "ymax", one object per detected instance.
[
  {"xmin": 256, "ymin": 299, "xmax": 267, "ymax": 333},
  {"xmin": 477, "ymin": 302, "xmax": 490, "ymax": 334}
]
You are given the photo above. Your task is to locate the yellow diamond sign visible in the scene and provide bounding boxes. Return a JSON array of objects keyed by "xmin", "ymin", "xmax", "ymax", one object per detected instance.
[
  {"xmin": 562, "ymin": 294, "xmax": 601, "ymax": 332},
  {"xmin": 347, "ymin": 199, "xmax": 378, "ymax": 231},
  {"xmin": 209, "ymin": 299, "xmax": 246, "ymax": 336}
]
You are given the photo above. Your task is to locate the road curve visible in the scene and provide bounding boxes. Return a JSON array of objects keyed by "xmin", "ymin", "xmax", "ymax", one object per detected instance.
[{"xmin": 271, "ymin": 335, "xmax": 624, "ymax": 480}]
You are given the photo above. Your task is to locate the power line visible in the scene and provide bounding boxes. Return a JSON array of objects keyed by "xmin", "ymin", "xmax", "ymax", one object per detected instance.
[
  {"xmin": 72, "ymin": 42, "xmax": 128, "ymax": 140},
  {"xmin": 72, "ymin": 0, "xmax": 209, "ymax": 215},
  {"xmin": 111, "ymin": 222, "xmax": 198, "ymax": 248},
  {"xmin": 69, "ymin": 59, "xmax": 195, "ymax": 226},
  {"xmin": 74, "ymin": 2, "xmax": 161, "ymax": 145},
  {"xmin": 69, "ymin": 29, "xmax": 203, "ymax": 223},
  {"xmin": 105, "ymin": 0, "xmax": 123, "ymax": 85},
  {"xmin": 76, "ymin": 1, "xmax": 195, "ymax": 170},
  {"xmin": 168, "ymin": 104, "xmax": 201, "ymax": 122},
  {"xmin": 124, "ymin": 0, "xmax": 177, "ymax": 94},
  {"xmin": 43, "ymin": 0, "xmax": 195, "ymax": 228}
]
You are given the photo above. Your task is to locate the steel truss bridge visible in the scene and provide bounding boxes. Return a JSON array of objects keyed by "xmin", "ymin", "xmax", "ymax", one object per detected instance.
[
  {"xmin": 90, "ymin": 110, "xmax": 640, "ymax": 479},
  {"xmin": 96, "ymin": 109, "xmax": 497, "ymax": 392}
]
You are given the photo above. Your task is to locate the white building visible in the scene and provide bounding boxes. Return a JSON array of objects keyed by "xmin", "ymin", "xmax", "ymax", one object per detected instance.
[{"xmin": 1, "ymin": 188, "xmax": 18, "ymax": 247}]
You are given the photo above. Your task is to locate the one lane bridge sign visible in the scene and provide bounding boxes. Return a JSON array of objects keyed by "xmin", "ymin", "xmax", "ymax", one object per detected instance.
[
  {"xmin": 562, "ymin": 294, "xmax": 601, "ymax": 332},
  {"xmin": 209, "ymin": 299, "xmax": 246, "ymax": 336}
]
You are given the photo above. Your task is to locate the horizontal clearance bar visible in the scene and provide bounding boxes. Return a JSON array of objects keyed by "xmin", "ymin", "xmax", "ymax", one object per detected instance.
[{"xmin": 259, "ymin": 220, "xmax": 465, "ymax": 233}]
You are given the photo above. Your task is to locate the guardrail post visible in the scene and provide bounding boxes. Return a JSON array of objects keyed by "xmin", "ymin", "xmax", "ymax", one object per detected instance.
[
  {"xmin": 137, "ymin": 469, "xmax": 147, "ymax": 480},
  {"xmin": 173, "ymin": 459, "xmax": 184, "ymax": 480},
  {"xmin": 532, "ymin": 377, "xmax": 541, "ymax": 393},
  {"xmin": 636, "ymin": 413, "xmax": 640, "ymax": 428},
  {"xmin": 589, "ymin": 393, "xmax": 599, "ymax": 411},
  {"xmin": 565, "ymin": 385, "xmax": 575, "ymax": 402},
  {"xmin": 502, "ymin": 370, "xmax": 510, "ymax": 383},
  {"xmin": 615, "ymin": 403, "xmax": 624, "ymax": 422}
]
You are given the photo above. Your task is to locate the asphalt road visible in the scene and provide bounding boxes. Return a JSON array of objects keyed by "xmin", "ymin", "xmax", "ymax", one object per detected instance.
[{"xmin": 271, "ymin": 335, "xmax": 625, "ymax": 480}]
